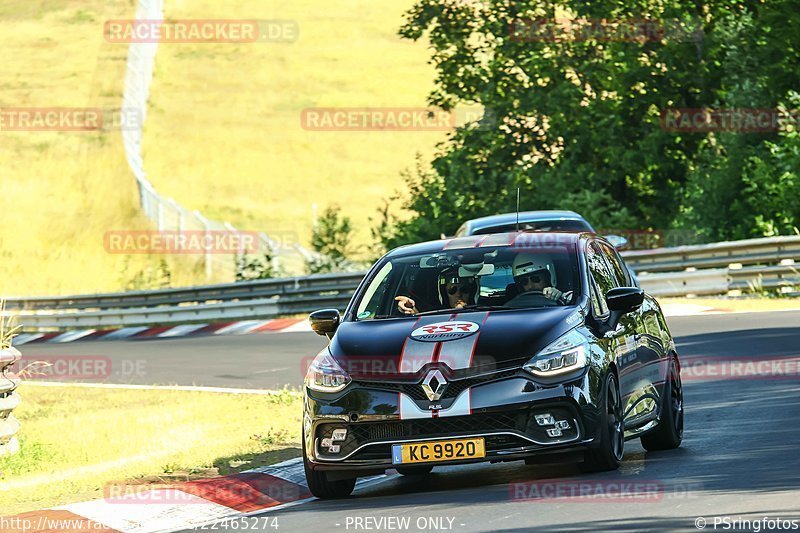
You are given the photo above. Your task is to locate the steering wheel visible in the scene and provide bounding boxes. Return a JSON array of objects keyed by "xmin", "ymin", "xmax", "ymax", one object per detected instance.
[{"xmin": 505, "ymin": 290, "xmax": 558, "ymax": 308}]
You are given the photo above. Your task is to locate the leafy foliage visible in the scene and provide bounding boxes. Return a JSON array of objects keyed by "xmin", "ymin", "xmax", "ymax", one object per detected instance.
[
  {"xmin": 235, "ymin": 249, "xmax": 278, "ymax": 281},
  {"xmin": 307, "ymin": 205, "xmax": 360, "ymax": 274},
  {"xmin": 118, "ymin": 258, "xmax": 172, "ymax": 291},
  {"xmin": 381, "ymin": 0, "xmax": 800, "ymax": 251},
  {"xmin": 0, "ymin": 299, "xmax": 20, "ymax": 350}
]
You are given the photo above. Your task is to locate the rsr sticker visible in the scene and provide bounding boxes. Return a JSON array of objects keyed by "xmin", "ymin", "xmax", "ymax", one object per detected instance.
[{"xmin": 410, "ymin": 321, "xmax": 480, "ymax": 342}]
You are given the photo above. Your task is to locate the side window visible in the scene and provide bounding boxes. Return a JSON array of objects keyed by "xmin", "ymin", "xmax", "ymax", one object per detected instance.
[
  {"xmin": 586, "ymin": 242, "xmax": 613, "ymax": 316},
  {"xmin": 588, "ymin": 281, "xmax": 605, "ymax": 318},
  {"xmin": 599, "ymin": 242, "xmax": 629, "ymax": 287},
  {"xmin": 355, "ymin": 262, "xmax": 393, "ymax": 320}
]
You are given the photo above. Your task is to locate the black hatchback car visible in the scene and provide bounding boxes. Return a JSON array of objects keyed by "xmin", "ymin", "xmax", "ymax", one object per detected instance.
[{"xmin": 303, "ymin": 232, "xmax": 683, "ymax": 498}]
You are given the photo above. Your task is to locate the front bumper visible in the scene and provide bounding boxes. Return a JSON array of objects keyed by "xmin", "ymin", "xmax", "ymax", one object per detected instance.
[{"xmin": 304, "ymin": 370, "xmax": 605, "ymax": 473}]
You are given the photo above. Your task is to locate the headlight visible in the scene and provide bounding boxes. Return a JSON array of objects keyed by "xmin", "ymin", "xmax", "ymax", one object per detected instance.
[
  {"xmin": 523, "ymin": 329, "xmax": 589, "ymax": 377},
  {"xmin": 305, "ymin": 349, "xmax": 351, "ymax": 392}
]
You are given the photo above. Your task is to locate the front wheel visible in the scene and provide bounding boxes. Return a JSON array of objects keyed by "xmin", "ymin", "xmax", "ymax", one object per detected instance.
[
  {"xmin": 579, "ymin": 372, "xmax": 624, "ymax": 473},
  {"xmin": 303, "ymin": 433, "xmax": 356, "ymax": 499},
  {"xmin": 641, "ymin": 355, "xmax": 684, "ymax": 451}
]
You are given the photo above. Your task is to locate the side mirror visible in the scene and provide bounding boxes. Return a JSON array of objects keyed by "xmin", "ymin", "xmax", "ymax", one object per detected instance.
[
  {"xmin": 605, "ymin": 234, "xmax": 629, "ymax": 251},
  {"xmin": 309, "ymin": 309, "xmax": 340, "ymax": 337},
  {"xmin": 606, "ymin": 287, "xmax": 644, "ymax": 314}
]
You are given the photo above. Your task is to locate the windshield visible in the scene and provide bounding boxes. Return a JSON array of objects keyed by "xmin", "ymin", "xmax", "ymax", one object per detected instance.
[{"xmin": 354, "ymin": 243, "xmax": 581, "ymax": 320}]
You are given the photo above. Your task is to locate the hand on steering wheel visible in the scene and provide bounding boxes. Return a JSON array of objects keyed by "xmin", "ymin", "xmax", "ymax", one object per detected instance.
[
  {"xmin": 543, "ymin": 286, "xmax": 564, "ymax": 302},
  {"xmin": 519, "ymin": 287, "xmax": 564, "ymax": 303}
]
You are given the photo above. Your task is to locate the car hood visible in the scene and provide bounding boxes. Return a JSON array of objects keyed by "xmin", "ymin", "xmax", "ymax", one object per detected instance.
[{"xmin": 329, "ymin": 307, "xmax": 583, "ymax": 379}]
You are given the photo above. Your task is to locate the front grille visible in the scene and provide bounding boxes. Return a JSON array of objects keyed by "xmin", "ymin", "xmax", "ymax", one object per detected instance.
[
  {"xmin": 317, "ymin": 411, "xmax": 525, "ymax": 458},
  {"xmin": 363, "ymin": 412, "xmax": 525, "ymax": 438},
  {"xmin": 316, "ymin": 404, "xmax": 581, "ymax": 461},
  {"xmin": 353, "ymin": 368, "xmax": 519, "ymax": 402}
]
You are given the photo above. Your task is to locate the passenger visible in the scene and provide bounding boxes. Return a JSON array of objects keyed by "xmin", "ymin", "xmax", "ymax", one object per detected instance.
[{"xmin": 395, "ymin": 267, "xmax": 478, "ymax": 315}]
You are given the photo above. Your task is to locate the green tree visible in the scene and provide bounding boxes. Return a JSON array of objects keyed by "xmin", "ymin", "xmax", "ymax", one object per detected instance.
[
  {"xmin": 307, "ymin": 205, "xmax": 358, "ymax": 273},
  {"xmin": 235, "ymin": 248, "xmax": 278, "ymax": 281},
  {"xmin": 381, "ymin": 0, "xmax": 800, "ymax": 250}
]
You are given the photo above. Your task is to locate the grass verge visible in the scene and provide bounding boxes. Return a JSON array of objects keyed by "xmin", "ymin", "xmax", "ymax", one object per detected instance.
[
  {"xmin": 144, "ymin": 0, "xmax": 443, "ymax": 254},
  {"xmin": 0, "ymin": 0, "xmax": 212, "ymax": 295},
  {"xmin": 2, "ymin": 0, "xmax": 441, "ymax": 295},
  {"xmin": 0, "ymin": 385, "xmax": 303, "ymax": 515}
]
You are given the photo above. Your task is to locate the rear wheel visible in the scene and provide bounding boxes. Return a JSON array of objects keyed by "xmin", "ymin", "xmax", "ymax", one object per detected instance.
[
  {"xmin": 396, "ymin": 465, "xmax": 434, "ymax": 476},
  {"xmin": 302, "ymin": 432, "xmax": 356, "ymax": 499},
  {"xmin": 579, "ymin": 372, "xmax": 624, "ymax": 473},
  {"xmin": 641, "ymin": 356, "xmax": 684, "ymax": 451}
]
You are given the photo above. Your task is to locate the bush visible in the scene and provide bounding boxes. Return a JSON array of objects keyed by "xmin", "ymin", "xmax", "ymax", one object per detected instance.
[{"xmin": 307, "ymin": 205, "xmax": 360, "ymax": 273}]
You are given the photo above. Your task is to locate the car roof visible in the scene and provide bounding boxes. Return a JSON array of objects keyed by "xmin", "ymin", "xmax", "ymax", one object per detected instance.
[
  {"xmin": 461, "ymin": 210, "xmax": 594, "ymax": 235},
  {"xmin": 386, "ymin": 231, "xmax": 594, "ymax": 259}
]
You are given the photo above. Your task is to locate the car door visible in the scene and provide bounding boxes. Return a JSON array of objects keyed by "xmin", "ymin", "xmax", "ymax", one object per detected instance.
[
  {"xmin": 585, "ymin": 241, "xmax": 639, "ymax": 411},
  {"xmin": 597, "ymin": 241, "xmax": 662, "ymax": 428}
]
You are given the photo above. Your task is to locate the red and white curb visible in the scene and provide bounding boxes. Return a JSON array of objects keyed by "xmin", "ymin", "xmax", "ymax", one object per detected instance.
[
  {"xmin": 10, "ymin": 305, "xmax": 761, "ymax": 347},
  {"xmin": 3, "ymin": 458, "xmax": 392, "ymax": 533},
  {"xmin": 12, "ymin": 319, "xmax": 313, "ymax": 346}
]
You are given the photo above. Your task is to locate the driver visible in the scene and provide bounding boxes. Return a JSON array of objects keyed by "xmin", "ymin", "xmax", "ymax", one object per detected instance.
[
  {"xmin": 396, "ymin": 267, "xmax": 478, "ymax": 315},
  {"xmin": 511, "ymin": 254, "xmax": 565, "ymax": 303}
]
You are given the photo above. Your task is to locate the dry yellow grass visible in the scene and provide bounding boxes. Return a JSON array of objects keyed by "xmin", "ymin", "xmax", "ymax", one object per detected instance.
[
  {"xmin": 0, "ymin": 385, "xmax": 303, "ymax": 515},
  {"xmin": 0, "ymin": 0, "xmax": 211, "ymax": 295},
  {"xmin": 144, "ymin": 0, "xmax": 444, "ymax": 253},
  {"xmin": 1, "ymin": 0, "xmax": 442, "ymax": 294}
]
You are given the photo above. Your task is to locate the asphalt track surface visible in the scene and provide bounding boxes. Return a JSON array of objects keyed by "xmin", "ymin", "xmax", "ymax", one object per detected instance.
[{"xmin": 29, "ymin": 311, "xmax": 800, "ymax": 531}]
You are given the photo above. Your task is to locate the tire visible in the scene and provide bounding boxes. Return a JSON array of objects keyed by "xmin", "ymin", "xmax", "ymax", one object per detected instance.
[
  {"xmin": 396, "ymin": 465, "xmax": 434, "ymax": 476},
  {"xmin": 641, "ymin": 355, "xmax": 684, "ymax": 451},
  {"xmin": 579, "ymin": 372, "xmax": 624, "ymax": 473},
  {"xmin": 302, "ymin": 432, "xmax": 356, "ymax": 499}
]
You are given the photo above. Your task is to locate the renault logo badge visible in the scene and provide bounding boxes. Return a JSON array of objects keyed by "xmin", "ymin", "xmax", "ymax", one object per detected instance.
[{"xmin": 421, "ymin": 369, "xmax": 447, "ymax": 401}]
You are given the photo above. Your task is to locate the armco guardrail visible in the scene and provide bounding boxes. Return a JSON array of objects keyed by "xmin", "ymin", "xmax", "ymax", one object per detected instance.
[
  {"xmin": 4, "ymin": 236, "xmax": 800, "ymax": 330},
  {"xmin": 621, "ymin": 235, "xmax": 800, "ymax": 273},
  {"xmin": 5, "ymin": 272, "xmax": 366, "ymax": 312},
  {"xmin": 8, "ymin": 273, "xmax": 366, "ymax": 330},
  {"xmin": 0, "ymin": 347, "xmax": 21, "ymax": 457},
  {"xmin": 636, "ymin": 268, "xmax": 731, "ymax": 298}
]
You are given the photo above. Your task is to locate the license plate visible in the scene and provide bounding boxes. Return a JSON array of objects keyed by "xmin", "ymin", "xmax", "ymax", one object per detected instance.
[{"xmin": 392, "ymin": 438, "xmax": 485, "ymax": 464}]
